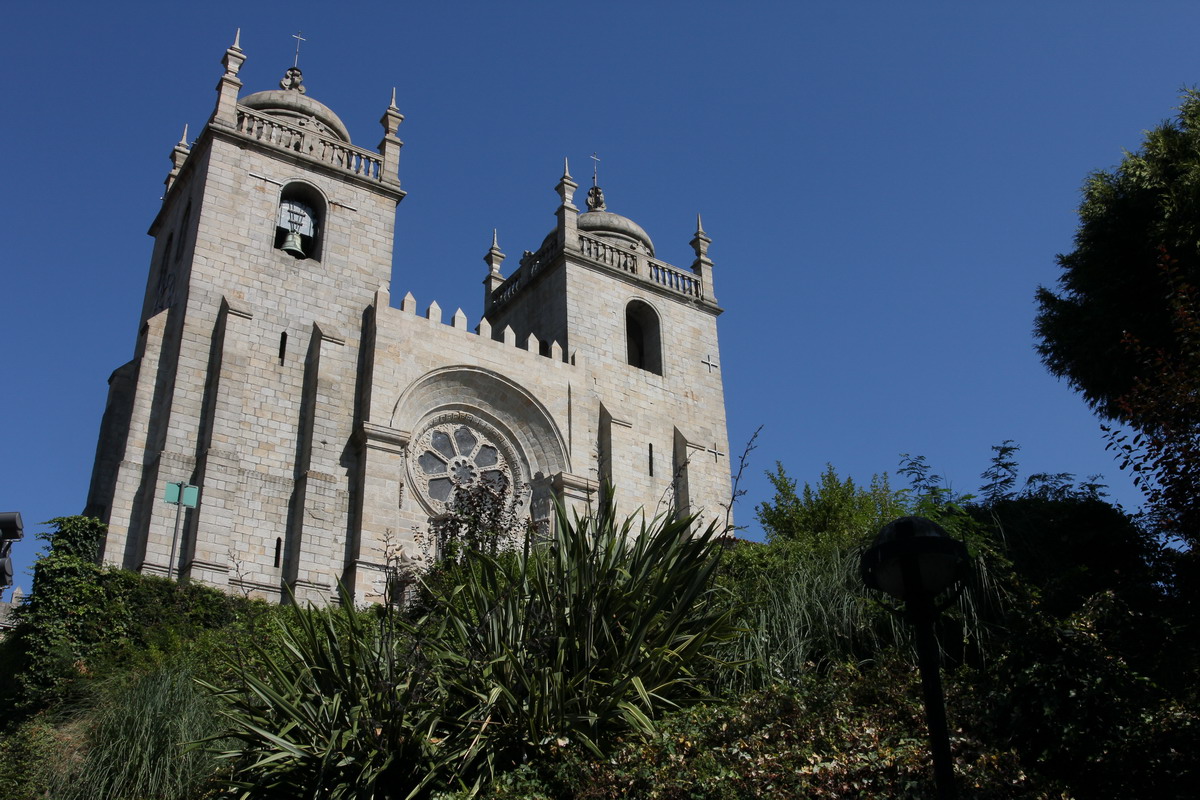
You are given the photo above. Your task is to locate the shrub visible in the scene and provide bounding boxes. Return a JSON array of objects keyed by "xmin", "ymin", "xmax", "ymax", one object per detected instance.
[
  {"xmin": 8, "ymin": 516, "xmax": 112, "ymax": 710},
  {"xmin": 462, "ymin": 657, "xmax": 1045, "ymax": 800},
  {"xmin": 1, "ymin": 516, "xmax": 280, "ymax": 718},
  {"xmin": 209, "ymin": 494, "xmax": 738, "ymax": 797},
  {"xmin": 205, "ymin": 588, "xmax": 443, "ymax": 799},
  {"xmin": 423, "ymin": 496, "xmax": 737, "ymax": 770},
  {"xmin": 0, "ymin": 714, "xmax": 63, "ymax": 800}
]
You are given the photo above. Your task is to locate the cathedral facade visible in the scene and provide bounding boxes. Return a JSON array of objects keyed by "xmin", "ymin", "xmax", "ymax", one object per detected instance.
[{"xmin": 86, "ymin": 36, "xmax": 732, "ymax": 604}]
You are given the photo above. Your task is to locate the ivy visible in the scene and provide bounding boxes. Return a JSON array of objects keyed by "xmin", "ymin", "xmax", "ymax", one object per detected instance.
[
  {"xmin": 0, "ymin": 516, "xmax": 272, "ymax": 717},
  {"xmin": 8, "ymin": 516, "xmax": 114, "ymax": 710}
]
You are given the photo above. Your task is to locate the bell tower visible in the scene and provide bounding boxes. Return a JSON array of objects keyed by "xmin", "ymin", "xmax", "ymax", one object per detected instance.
[
  {"xmin": 87, "ymin": 33, "xmax": 406, "ymax": 602},
  {"xmin": 482, "ymin": 161, "xmax": 730, "ymax": 529}
]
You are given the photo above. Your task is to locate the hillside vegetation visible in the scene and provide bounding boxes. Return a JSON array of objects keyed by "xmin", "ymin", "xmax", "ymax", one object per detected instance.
[{"xmin": 0, "ymin": 453, "xmax": 1196, "ymax": 798}]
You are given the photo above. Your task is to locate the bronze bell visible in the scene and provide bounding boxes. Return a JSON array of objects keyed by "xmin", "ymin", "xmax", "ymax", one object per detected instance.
[{"xmin": 281, "ymin": 230, "xmax": 306, "ymax": 258}]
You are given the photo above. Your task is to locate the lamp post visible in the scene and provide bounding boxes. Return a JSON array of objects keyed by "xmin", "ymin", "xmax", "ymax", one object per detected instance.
[{"xmin": 861, "ymin": 516, "xmax": 968, "ymax": 800}]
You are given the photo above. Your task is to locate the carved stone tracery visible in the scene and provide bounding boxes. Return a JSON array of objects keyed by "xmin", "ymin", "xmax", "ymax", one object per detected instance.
[{"xmin": 407, "ymin": 412, "xmax": 522, "ymax": 515}]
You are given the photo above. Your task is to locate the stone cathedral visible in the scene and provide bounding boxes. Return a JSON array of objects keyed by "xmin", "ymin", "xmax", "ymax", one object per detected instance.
[{"xmin": 85, "ymin": 36, "xmax": 732, "ymax": 605}]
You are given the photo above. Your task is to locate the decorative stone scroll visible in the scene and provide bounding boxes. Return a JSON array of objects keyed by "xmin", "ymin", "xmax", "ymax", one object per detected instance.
[{"xmin": 280, "ymin": 66, "xmax": 307, "ymax": 94}]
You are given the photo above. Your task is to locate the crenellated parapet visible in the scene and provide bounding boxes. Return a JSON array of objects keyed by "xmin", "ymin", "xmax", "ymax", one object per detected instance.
[{"xmin": 386, "ymin": 289, "xmax": 575, "ymax": 366}]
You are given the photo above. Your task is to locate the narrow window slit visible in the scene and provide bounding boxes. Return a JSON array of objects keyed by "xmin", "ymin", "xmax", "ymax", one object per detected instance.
[
  {"xmin": 279, "ymin": 331, "xmax": 287, "ymax": 364},
  {"xmin": 274, "ymin": 537, "xmax": 282, "ymax": 568},
  {"xmin": 649, "ymin": 443, "xmax": 654, "ymax": 476}
]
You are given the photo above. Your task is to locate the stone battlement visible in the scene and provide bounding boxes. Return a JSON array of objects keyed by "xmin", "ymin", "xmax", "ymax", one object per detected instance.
[{"xmin": 385, "ymin": 289, "xmax": 576, "ymax": 366}]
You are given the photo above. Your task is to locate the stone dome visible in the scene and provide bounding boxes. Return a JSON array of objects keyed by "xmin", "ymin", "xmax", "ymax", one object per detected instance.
[
  {"xmin": 240, "ymin": 89, "xmax": 352, "ymax": 143},
  {"xmin": 578, "ymin": 210, "xmax": 655, "ymax": 255}
]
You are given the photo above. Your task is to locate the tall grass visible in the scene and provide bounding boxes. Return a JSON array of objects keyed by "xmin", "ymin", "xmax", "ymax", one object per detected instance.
[
  {"xmin": 719, "ymin": 544, "xmax": 898, "ymax": 691},
  {"xmin": 51, "ymin": 661, "xmax": 224, "ymax": 800},
  {"xmin": 718, "ymin": 537, "xmax": 1003, "ymax": 693}
]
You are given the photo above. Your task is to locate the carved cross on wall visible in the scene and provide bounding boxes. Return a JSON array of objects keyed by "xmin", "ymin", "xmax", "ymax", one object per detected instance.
[
  {"xmin": 701, "ymin": 354, "xmax": 720, "ymax": 373},
  {"xmin": 706, "ymin": 444, "xmax": 726, "ymax": 461}
]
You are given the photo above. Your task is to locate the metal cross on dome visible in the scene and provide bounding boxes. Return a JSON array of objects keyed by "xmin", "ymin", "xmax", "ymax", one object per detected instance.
[
  {"xmin": 590, "ymin": 152, "xmax": 600, "ymax": 187},
  {"xmin": 292, "ymin": 31, "xmax": 306, "ymax": 67}
]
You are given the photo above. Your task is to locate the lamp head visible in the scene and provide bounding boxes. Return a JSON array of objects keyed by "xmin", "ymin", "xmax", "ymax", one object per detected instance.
[
  {"xmin": 861, "ymin": 516, "xmax": 968, "ymax": 602},
  {"xmin": 0, "ymin": 512, "xmax": 22, "ymax": 542}
]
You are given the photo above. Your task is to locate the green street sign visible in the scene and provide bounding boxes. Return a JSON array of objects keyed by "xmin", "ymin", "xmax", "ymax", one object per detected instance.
[
  {"xmin": 181, "ymin": 485, "xmax": 199, "ymax": 508},
  {"xmin": 164, "ymin": 482, "xmax": 200, "ymax": 508}
]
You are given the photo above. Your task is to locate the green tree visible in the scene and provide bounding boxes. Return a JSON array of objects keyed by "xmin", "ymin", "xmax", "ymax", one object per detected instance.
[
  {"xmin": 1035, "ymin": 89, "xmax": 1200, "ymax": 422},
  {"xmin": 755, "ymin": 463, "xmax": 907, "ymax": 551}
]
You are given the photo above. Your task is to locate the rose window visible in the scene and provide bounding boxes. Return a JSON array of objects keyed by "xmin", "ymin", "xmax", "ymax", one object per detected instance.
[{"xmin": 410, "ymin": 418, "xmax": 516, "ymax": 512}]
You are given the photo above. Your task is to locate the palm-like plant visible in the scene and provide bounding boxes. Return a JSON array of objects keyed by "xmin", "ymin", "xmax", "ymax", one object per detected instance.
[
  {"xmin": 208, "ymin": 494, "xmax": 736, "ymax": 798},
  {"xmin": 425, "ymin": 495, "xmax": 736, "ymax": 773},
  {"xmin": 204, "ymin": 589, "xmax": 447, "ymax": 800}
]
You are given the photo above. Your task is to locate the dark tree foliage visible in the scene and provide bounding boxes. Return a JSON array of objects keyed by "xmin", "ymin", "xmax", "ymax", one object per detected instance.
[
  {"xmin": 971, "ymin": 492, "xmax": 1157, "ymax": 618},
  {"xmin": 1100, "ymin": 249, "xmax": 1200, "ymax": 549},
  {"xmin": 1035, "ymin": 90, "xmax": 1200, "ymax": 421},
  {"xmin": 971, "ymin": 444, "xmax": 1160, "ymax": 618}
]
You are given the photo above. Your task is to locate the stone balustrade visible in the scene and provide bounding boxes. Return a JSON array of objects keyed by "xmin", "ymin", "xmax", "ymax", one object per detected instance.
[
  {"xmin": 647, "ymin": 259, "xmax": 702, "ymax": 298},
  {"xmin": 519, "ymin": 238, "xmax": 557, "ymax": 280},
  {"xmin": 234, "ymin": 107, "xmax": 383, "ymax": 180},
  {"xmin": 491, "ymin": 231, "xmax": 705, "ymax": 310},
  {"xmin": 492, "ymin": 273, "xmax": 522, "ymax": 306},
  {"xmin": 579, "ymin": 233, "xmax": 637, "ymax": 275}
]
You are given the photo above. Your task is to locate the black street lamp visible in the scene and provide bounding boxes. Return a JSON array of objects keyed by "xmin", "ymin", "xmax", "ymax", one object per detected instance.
[
  {"xmin": 0, "ymin": 512, "xmax": 23, "ymax": 593},
  {"xmin": 861, "ymin": 516, "xmax": 969, "ymax": 800}
]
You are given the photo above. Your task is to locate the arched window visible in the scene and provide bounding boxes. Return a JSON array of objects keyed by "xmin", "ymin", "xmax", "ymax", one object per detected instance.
[
  {"xmin": 626, "ymin": 299, "xmax": 662, "ymax": 375},
  {"xmin": 274, "ymin": 183, "xmax": 325, "ymax": 260}
]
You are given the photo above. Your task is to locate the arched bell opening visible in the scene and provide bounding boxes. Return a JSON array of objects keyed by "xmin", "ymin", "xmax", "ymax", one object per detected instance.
[
  {"xmin": 626, "ymin": 299, "xmax": 663, "ymax": 375},
  {"xmin": 274, "ymin": 182, "xmax": 325, "ymax": 260}
]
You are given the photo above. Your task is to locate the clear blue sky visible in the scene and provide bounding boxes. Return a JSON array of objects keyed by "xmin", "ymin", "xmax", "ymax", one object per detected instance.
[{"xmin": 2, "ymin": 1, "xmax": 1196, "ymax": 597}]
